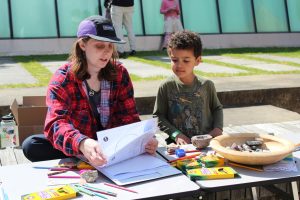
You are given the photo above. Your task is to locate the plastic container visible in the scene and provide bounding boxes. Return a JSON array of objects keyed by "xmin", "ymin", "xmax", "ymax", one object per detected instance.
[{"xmin": 1, "ymin": 113, "xmax": 16, "ymax": 148}]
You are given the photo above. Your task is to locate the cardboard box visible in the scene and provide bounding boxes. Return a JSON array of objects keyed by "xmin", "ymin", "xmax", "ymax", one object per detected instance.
[{"xmin": 10, "ymin": 96, "xmax": 47, "ymax": 145}]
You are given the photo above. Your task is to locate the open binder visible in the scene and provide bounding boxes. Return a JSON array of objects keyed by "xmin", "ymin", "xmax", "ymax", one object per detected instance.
[{"xmin": 80, "ymin": 118, "xmax": 181, "ymax": 185}]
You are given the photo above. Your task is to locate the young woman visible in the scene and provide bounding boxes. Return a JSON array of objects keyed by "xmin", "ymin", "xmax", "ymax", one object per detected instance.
[{"xmin": 22, "ymin": 15, "xmax": 158, "ymax": 165}]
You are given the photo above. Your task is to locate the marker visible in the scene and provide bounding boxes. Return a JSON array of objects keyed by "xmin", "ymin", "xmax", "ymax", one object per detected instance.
[{"xmin": 104, "ymin": 183, "xmax": 138, "ymax": 194}]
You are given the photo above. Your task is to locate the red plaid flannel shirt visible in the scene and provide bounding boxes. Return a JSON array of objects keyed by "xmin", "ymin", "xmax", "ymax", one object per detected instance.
[{"xmin": 44, "ymin": 62, "xmax": 140, "ymax": 156}]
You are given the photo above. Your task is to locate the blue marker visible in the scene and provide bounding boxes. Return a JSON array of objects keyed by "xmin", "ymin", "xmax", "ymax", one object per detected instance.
[{"xmin": 175, "ymin": 149, "xmax": 186, "ymax": 158}]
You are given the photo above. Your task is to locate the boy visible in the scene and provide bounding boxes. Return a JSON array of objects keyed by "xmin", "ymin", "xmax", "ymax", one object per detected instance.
[{"xmin": 153, "ymin": 30, "xmax": 223, "ymax": 145}]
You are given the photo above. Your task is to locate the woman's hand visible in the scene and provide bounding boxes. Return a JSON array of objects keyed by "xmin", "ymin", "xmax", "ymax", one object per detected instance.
[
  {"xmin": 145, "ymin": 138, "xmax": 158, "ymax": 155},
  {"xmin": 79, "ymin": 138, "xmax": 107, "ymax": 166},
  {"xmin": 176, "ymin": 133, "xmax": 191, "ymax": 145}
]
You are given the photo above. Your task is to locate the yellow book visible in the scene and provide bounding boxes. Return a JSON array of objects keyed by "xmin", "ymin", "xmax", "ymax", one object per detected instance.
[
  {"xmin": 187, "ymin": 167, "xmax": 238, "ymax": 180},
  {"xmin": 21, "ymin": 185, "xmax": 77, "ymax": 200}
]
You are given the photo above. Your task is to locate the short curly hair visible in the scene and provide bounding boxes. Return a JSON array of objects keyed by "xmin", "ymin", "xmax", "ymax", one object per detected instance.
[{"xmin": 167, "ymin": 30, "xmax": 202, "ymax": 58}]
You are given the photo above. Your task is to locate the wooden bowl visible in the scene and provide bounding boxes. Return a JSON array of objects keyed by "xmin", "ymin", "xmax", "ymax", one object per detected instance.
[
  {"xmin": 191, "ymin": 134, "xmax": 212, "ymax": 149},
  {"xmin": 210, "ymin": 133, "xmax": 296, "ymax": 165}
]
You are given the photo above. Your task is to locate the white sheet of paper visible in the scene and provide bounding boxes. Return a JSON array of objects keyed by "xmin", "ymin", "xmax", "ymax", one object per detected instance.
[
  {"xmin": 96, "ymin": 118, "xmax": 158, "ymax": 167},
  {"xmin": 263, "ymin": 156, "xmax": 298, "ymax": 172}
]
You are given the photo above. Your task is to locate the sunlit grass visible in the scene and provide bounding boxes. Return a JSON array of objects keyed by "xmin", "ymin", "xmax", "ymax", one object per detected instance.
[{"xmin": 1, "ymin": 47, "xmax": 299, "ymax": 89}]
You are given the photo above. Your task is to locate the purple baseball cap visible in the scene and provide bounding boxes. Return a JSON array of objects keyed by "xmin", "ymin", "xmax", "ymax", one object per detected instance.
[{"xmin": 77, "ymin": 15, "xmax": 125, "ymax": 44}]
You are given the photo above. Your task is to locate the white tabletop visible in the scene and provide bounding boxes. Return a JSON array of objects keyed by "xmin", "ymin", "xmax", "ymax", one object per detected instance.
[
  {"xmin": 157, "ymin": 147, "xmax": 300, "ymax": 192},
  {"xmin": 0, "ymin": 159, "xmax": 200, "ymax": 200}
]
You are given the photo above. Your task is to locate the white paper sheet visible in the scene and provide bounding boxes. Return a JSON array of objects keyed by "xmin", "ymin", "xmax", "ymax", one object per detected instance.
[
  {"xmin": 263, "ymin": 156, "xmax": 298, "ymax": 172},
  {"xmin": 96, "ymin": 118, "xmax": 158, "ymax": 167}
]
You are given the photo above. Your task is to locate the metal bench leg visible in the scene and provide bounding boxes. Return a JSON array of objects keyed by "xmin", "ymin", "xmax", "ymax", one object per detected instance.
[
  {"xmin": 251, "ymin": 187, "xmax": 258, "ymax": 200},
  {"xmin": 291, "ymin": 181, "xmax": 299, "ymax": 200}
]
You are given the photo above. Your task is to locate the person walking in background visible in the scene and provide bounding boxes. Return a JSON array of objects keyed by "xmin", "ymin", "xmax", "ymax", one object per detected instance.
[
  {"xmin": 22, "ymin": 15, "xmax": 158, "ymax": 164},
  {"xmin": 104, "ymin": 0, "xmax": 112, "ymax": 20},
  {"xmin": 160, "ymin": 0, "xmax": 183, "ymax": 50},
  {"xmin": 153, "ymin": 30, "xmax": 223, "ymax": 145},
  {"xmin": 110, "ymin": 0, "xmax": 136, "ymax": 58}
]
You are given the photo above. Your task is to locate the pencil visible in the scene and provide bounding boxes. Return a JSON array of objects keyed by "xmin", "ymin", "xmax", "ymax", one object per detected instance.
[
  {"xmin": 48, "ymin": 175, "xmax": 81, "ymax": 178},
  {"xmin": 168, "ymin": 153, "xmax": 202, "ymax": 163},
  {"xmin": 33, "ymin": 166, "xmax": 76, "ymax": 171},
  {"xmin": 47, "ymin": 170, "xmax": 68, "ymax": 176},
  {"xmin": 74, "ymin": 184, "xmax": 108, "ymax": 199},
  {"xmin": 49, "ymin": 167, "xmax": 78, "ymax": 171},
  {"xmin": 33, "ymin": 166, "xmax": 53, "ymax": 169},
  {"xmin": 104, "ymin": 183, "xmax": 138, "ymax": 194},
  {"xmin": 82, "ymin": 185, "xmax": 117, "ymax": 197},
  {"xmin": 228, "ymin": 162, "xmax": 264, "ymax": 172}
]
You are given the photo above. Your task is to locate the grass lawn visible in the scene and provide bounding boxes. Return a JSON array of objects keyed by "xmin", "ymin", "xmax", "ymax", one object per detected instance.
[{"xmin": 1, "ymin": 47, "xmax": 299, "ymax": 89}]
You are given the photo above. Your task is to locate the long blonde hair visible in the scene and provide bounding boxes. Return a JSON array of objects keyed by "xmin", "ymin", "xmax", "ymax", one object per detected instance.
[{"xmin": 68, "ymin": 37, "xmax": 118, "ymax": 81}]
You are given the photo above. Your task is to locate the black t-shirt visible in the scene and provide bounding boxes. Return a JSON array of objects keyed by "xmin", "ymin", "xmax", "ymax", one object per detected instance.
[
  {"xmin": 111, "ymin": 0, "xmax": 134, "ymax": 7},
  {"xmin": 84, "ymin": 80, "xmax": 103, "ymax": 131}
]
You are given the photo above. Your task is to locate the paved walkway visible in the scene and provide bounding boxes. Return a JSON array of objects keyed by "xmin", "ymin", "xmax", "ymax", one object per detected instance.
[
  {"xmin": 1, "ymin": 54, "xmax": 300, "ymax": 86},
  {"xmin": 248, "ymin": 54, "xmax": 300, "ymax": 64},
  {"xmin": 1, "ymin": 54, "xmax": 300, "ymax": 106},
  {"xmin": 204, "ymin": 55, "xmax": 300, "ymax": 72},
  {"xmin": 0, "ymin": 57, "xmax": 36, "ymax": 85}
]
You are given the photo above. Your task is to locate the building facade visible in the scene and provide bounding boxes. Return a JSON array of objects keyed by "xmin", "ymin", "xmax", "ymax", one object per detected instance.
[{"xmin": 0, "ymin": 0, "xmax": 300, "ymax": 55}]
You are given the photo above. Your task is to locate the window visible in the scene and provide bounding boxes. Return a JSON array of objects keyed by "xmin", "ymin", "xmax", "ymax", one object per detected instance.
[
  {"xmin": 254, "ymin": 0, "xmax": 288, "ymax": 32},
  {"xmin": 142, "ymin": 0, "xmax": 164, "ymax": 35},
  {"xmin": 57, "ymin": 0, "xmax": 99, "ymax": 37},
  {"xmin": 131, "ymin": 0, "xmax": 143, "ymax": 35},
  {"xmin": 219, "ymin": 0, "xmax": 254, "ymax": 33},
  {"xmin": 0, "ymin": 0, "xmax": 10, "ymax": 38},
  {"xmin": 11, "ymin": 0, "xmax": 57, "ymax": 38},
  {"xmin": 181, "ymin": 0, "xmax": 219, "ymax": 34},
  {"xmin": 287, "ymin": 0, "xmax": 300, "ymax": 32}
]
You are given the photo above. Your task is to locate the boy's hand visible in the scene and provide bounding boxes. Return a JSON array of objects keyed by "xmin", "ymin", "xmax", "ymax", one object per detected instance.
[
  {"xmin": 145, "ymin": 138, "xmax": 158, "ymax": 155},
  {"xmin": 176, "ymin": 133, "xmax": 191, "ymax": 145},
  {"xmin": 209, "ymin": 128, "xmax": 223, "ymax": 138},
  {"xmin": 79, "ymin": 138, "xmax": 107, "ymax": 166}
]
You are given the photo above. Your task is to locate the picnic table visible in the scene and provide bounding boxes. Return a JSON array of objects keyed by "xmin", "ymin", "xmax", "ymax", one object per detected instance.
[
  {"xmin": 157, "ymin": 120, "xmax": 300, "ymax": 200},
  {"xmin": 0, "ymin": 153, "xmax": 200, "ymax": 200},
  {"xmin": 0, "ymin": 120, "xmax": 300, "ymax": 199}
]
